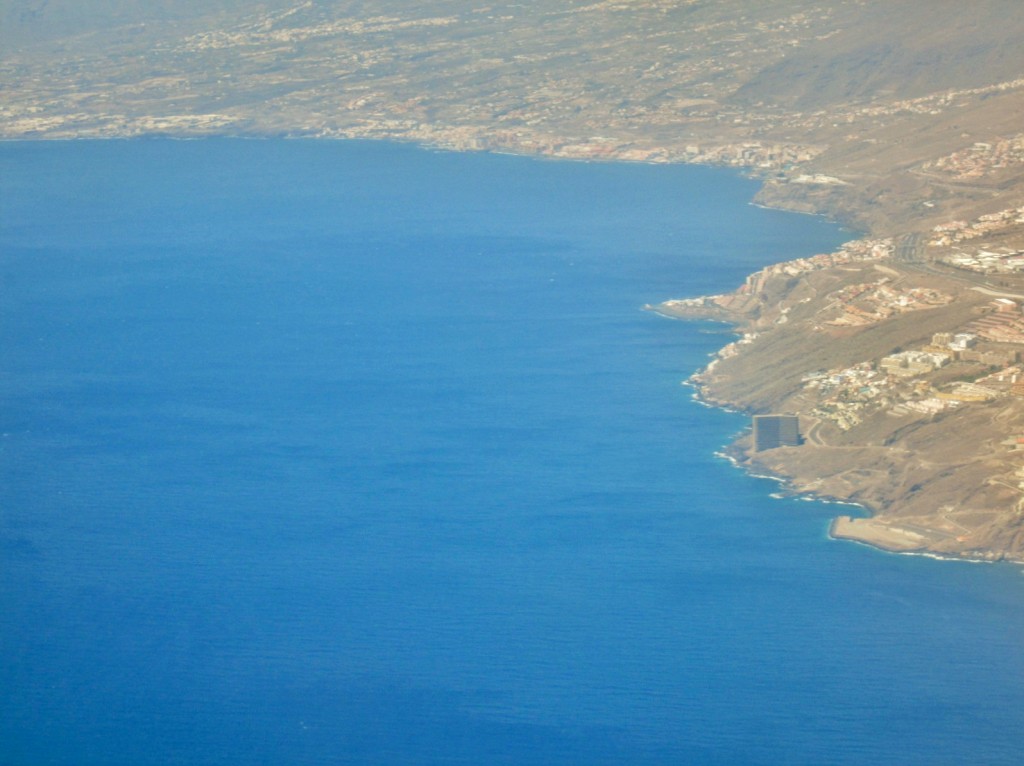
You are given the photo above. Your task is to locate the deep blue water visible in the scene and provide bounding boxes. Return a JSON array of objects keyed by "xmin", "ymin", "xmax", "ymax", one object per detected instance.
[{"xmin": 2, "ymin": 139, "xmax": 1024, "ymax": 765}]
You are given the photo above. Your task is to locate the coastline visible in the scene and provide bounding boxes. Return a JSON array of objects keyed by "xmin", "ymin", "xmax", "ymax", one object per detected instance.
[
  {"xmin": 654, "ymin": 248, "xmax": 1024, "ymax": 565},
  {"xmin": 6, "ymin": 6, "xmax": 1024, "ymax": 762},
  {"xmin": 8, "ymin": 121, "xmax": 1024, "ymax": 766},
  {"xmin": 226, "ymin": 130, "xmax": 1024, "ymax": 567},
  {"xmin": 8, "ymin": 131, "xmax": 1024, "ymax": 566}
]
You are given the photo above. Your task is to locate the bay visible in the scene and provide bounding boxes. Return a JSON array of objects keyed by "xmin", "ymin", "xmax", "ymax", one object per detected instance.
[{"xmin": 2, "ymin": 139, "xmax": 1023, "ymax": 765}]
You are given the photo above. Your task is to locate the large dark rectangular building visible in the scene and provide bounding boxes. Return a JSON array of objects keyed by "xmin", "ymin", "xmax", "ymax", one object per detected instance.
[{"xmin": 752, "ymin": 415, "xmax": 801, "ymax": 451}]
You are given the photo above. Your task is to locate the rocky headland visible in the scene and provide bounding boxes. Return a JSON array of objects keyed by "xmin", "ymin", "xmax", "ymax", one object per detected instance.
[{"xmin": 652, "ymin": 227, "xmax": 1024, "ymax": 562}]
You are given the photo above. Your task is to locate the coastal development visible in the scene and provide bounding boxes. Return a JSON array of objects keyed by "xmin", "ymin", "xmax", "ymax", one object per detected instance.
[
  {"xmin": 4, "ymin": 0, "xmax": 1024, "ymax": 562},
  {"xmin": 655, "ymin": 236, "xmax": 1024, "ymax": 561}
]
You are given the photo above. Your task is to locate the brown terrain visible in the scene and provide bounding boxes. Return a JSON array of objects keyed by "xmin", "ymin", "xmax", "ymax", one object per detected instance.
[
  {"xmin": 4, "ymin": 0, "xmax": 1024, "ymax": 561},
  {"xmin": 654, "ymin": 253, "xmax": 1024, "ymax": 561}
]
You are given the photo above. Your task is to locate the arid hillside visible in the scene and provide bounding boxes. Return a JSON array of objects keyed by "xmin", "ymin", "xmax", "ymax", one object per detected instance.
[{"xmin": 3, "ymin": 0, "xmax": 1022, "ymax": 239}]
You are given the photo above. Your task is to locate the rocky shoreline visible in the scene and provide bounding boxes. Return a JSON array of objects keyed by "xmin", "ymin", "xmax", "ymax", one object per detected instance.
[{"xmin": 651, "ymin": 233, "xmax": 1024, "ymax": 565}]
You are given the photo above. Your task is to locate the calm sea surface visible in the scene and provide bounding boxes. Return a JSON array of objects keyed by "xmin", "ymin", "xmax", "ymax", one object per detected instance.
[{"xmin": 2, "ymin": 139, "xmax": 1023, "ymax": 765}]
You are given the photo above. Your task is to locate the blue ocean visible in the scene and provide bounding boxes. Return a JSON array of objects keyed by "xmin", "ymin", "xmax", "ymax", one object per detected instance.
[{"xmin": 2, "ymin": 139, "xmax": 1023, "ymax": 765}]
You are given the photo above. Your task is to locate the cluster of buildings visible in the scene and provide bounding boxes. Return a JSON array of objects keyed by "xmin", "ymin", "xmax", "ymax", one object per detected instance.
[
  {"xmin": 763, "ymin": 237, "xmax": 894, "ymax": 278},
  {"xmin": 886, "ymin": 324, "xmax": 1022, "ymax": 375},
  {"xmin": 802, "ymin": 362, "xmax": 880, "ymax": 395},
  {"xmin": 878, "ymin": 349, "xmax": 952, "ymax": 377},
  {"xmin": 507, "ymin": 139, "xmax": 825, "ymax": 170},
  {"xmin": 790, "ymin": 173, "xmax": 848, "ymax": 185},
  {"xmin": 319, "ymin": 125, "xmax": 821, "ymax": 173},
  {"xmin": 962, "ymin": 300, "xmax": 1024, "ymax": 344},
  {"xmin": 179, "ymin": 13, "xmax": 459, "ymax": 52},
  {"xmin": 659, "ymin": 242, "xmax": 892, "ymax": 319},
  {"xmin": 716, "ymin": 238, "xmax": 894, "ymax": 309},
  {"xmin": 928, "ymin": 205, "xmax": 1024, "ymax": 248},
  {"xmin": 678, "ymin": 142, "xmax": 820, "ymax": 170},
  {"xmin": 802, "ymin": 302, "xmax": 1024, "ymax": 431},
  {"xmin": 890, "ymin": 397, "xmax": 954, "ymax": 417},
  {"xmin": 0, "ymin": 110, "xmax": 240, "ymax": 139},
  {"xmin": 921, "ymin": 134, "xmax": 1024, "ymax": 180},
  {"xmin": 663, "ymin": 238, "xmax": 898, "ymax": 323},
  {"xmin": 936, "ymin": 381, "xmax": 1001, "ymax": 402},
  {"xmin": 802, "ymin": 363, "xmax": 887, "ymax": 431},
  {"xmin": 940, "ymin": 248, "xmax": 1024, "ymax": 274},
  {"xmin": 806, "ymin": 354, "xmax": 951, "ymax": 430},
  {"xmin": 820, "ymin": 280, "xmax": 952, "ymax": 328}
]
